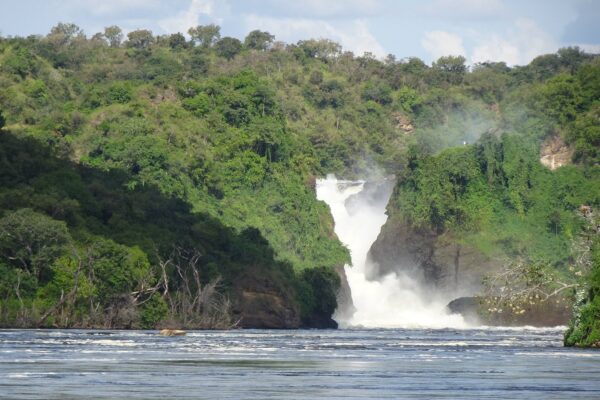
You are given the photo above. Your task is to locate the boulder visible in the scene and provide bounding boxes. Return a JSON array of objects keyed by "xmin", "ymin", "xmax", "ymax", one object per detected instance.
[
  {"xmin": 159, "ymin": 329, "xmax": 186, "ymax": 336},
  {"xmin": 447, "ymin": 297, "xmax": 481, "ymax": 325}
]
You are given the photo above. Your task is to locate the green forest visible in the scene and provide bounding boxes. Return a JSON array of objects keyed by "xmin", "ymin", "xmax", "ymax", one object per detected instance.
[{"xmin": 0, "ymin": 23, "xmax": 598, "ymax": 343}]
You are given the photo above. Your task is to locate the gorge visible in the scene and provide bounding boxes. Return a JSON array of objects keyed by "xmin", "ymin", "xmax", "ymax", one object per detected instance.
[{"xmin": 317, "ymin": 175, "xmax": 467, "ymax": 329}]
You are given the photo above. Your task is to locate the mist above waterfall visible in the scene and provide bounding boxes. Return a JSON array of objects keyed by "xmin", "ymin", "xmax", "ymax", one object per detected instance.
[{"xmin": 316, "ymin": 174, "xmax": 467, "ymax": 329}]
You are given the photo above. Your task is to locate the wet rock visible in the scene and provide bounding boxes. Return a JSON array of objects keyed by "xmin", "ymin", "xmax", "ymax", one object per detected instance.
[
  {"xmin": 159, "ymin": 329, "xmax": 186, "ymax": 336},
  {"xmin": 447, "ymin": 297, "xmax": 481, "ymax": 325}
]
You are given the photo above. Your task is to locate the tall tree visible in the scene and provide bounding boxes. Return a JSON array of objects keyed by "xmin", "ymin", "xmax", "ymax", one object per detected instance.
[
  {"xmin": 126, "ymin": 29, "xmax": 154, "ymax": 49},
  {"xmin": 433, "ymin": 55, "xmax": 467, "ymax": 85},
  {"xmin": 168, "ymin": 33, "xmax": 187, "ymax": 49},
  {"xmin": 214, "ymin": 37, "xmax": 242, "ymax": 60},
  {"xmin": 188, "ymin": 24, "xmax": 220, "ymax": 48},
  {"xmin": 46, "ymin": 22, "xmax": 84, "ymax": 47},
  {"xmin": 244, "ymin": 30, "xmax": 275, "ymax": 51},
  {"xmin": 104, "ymin": 25, "xmax": 123, "ymax": 48}
]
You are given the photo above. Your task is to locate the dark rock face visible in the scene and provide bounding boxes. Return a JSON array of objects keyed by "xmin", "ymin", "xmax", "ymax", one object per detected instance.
[
  {"xmin": 447, "ymin": 296, "xmax": 572, "ymax": 327},
  {"xmin": 447, "ymin": 297, "xmax": 481, "ymax": 325},
  {"xmin": 232, "ymin": 274, "xmax": 301, "ymax": 329},
  {"xmin": 333, "ymin": 264, "xmax": 355, "ymax": 323},
  {"xmin": 368, "ymin": 216, "xmax": 501, "ymax": 298},
  {"xmin": 302, "ymin": 312, "xmax": 338, "ymax": 329},
  {"xmin": 231, "ymin": 266, "xmax": 348, "ymax": 329},
  {"xmin": 367, "ymin": 219, "xmax": 436, "ymax": 281}
]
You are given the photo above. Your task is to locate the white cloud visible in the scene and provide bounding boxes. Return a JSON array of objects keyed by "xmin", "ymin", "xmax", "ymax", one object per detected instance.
[
  {"xmin": 274, "ymin": 0, "xmax": 382, "ymax": 18},
  {"xmin": 470, "ymin": 19, "xmax": 558, "ymax": 65},
  {"xmin": 158, "ymin": 0, "xmax": 220, "ymax": 33},
  {"xmin": 421, "ymin": 31, "xmax": 466, "ymax": 61},
  {"xmin": 243, "ymin": 15, "xmax": 386, "ymax": 57},
  {"xmin": 425, "ymin": 0, "xmax": 506, "ymax": 19},
  {"xmin": 470, "ymin": 35, "xmax": 520, "ymax": 65},
  {"xmin": 60, "ymin": 0, "xmax": 161, "ymax": 17}
]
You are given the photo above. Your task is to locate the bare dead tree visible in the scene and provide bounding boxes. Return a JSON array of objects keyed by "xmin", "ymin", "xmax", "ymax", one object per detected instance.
[
  {"xmin": 482, "ymin": 258, "xmax": 578, "ymax": 315},
  {"xmin": 149, "ymin": 246, "xmax": 236, "ymax": 329}
]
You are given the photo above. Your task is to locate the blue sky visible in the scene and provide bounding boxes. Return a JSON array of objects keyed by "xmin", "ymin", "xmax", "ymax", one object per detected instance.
[{"xmin": 1, "ymin": 0, "xmax": 599, "ymax": 65}]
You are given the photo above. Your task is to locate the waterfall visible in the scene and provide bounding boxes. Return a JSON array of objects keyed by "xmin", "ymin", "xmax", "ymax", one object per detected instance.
[{"xmin": 316, "ymin": 174, "xmax": 467, "ymax": 329}]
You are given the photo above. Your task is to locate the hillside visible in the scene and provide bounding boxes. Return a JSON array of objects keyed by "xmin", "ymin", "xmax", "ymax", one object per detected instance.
[{"xmin": 0, "ymin": 24, "xmax": 598, "ymax": 336}]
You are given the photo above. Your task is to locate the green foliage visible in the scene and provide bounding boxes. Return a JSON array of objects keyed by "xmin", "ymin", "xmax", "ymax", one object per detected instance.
[
  {"xmin": 296, "ymin": 39, "xmax": 341, "ymax": 60},
  {"xmin": 298, "ymin": 266, "xmax": 341, "ymax": 323},
  {"xmin": 565, "ymin": 239, "xmax": 600, "ymax": 347},
  {"xmin": 0, "ymin": 208, "xmax": 71, "ymax": 282},
  {"xmin": 399, "ymin": 146, "xmax": 488, "ymax": 233},
  {"xmin": 395, "ymin": 86, "xmax": 422, "ymax": 114},
  {"xmin": 2, "ymin": 46, "xmax": 37, "ymax": 78},
  {"xmin": 182, "ymin": 92, "xmax": 210, "ymax": 116},
  {"xmin": 433, "ymin": 55, "xmax": 467, "ymax": 85},
  {"xmin": 107, "ymin": 83, "xmax": 132, "ymax": 104},
  {"xmin": 362, "ymin": 79, "xmax": 393, "ymax": 105},
  {"xmin": 188, "ymin": 24, "xmax": 221, "ymax": 48},
  {"xmin": 87, "ymin": 239, "xmax": 150, "ymax": 303},
  {"xmin": 127, "ymin": 29, "xmax": 154, "ymax": 49},
  {"xmin": 395, "ymin": 132, "xmax": 599, "ymax": 267},
  {"xmin": 215, "ymin": 37, "xmax": 242, "ymax": 60},
  {"xmin": 168, "ymin": 33, "xmax": 187, "ymax": 50},
  {"xmin": 104, "ymin": 26, "xmax": 123, "ymax": 47},
  {"xmin": 140, "ymin": 293, "xmax": 168, "ymax": 329},
  {"xmin": 244, "ymin": 30, "xmax": 274, "ymax": 50},
  {"xmin": 568, "ymin": 106, "xmax": 600, "ymax": 165},
  {"xmin": 536, "ymin": 73, "xmax": 582, "ymax": 124},
  {"xmin": 305, "ymin": 78, "xmax": 346, "ymax": 108}
]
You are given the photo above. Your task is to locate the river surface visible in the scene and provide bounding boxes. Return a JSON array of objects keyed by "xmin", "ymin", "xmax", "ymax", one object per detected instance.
[{"xmin": 1, "ymin": 327, "xmax": 599, "ymax": 399}]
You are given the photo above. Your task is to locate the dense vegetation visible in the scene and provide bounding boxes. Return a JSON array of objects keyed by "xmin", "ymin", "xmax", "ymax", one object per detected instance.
[
  {"xmin": 0, "ymin": 23, "xmax": 598, "ymax": 335},
  {"xmin": 564, "ymin": 214, "xmax": 600, "ymax": 347}
]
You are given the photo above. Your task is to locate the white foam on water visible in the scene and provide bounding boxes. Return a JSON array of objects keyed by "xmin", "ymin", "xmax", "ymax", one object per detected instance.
[{"xmin": 316, "ymin": 174, "xmax": 467, "ymax": 329}]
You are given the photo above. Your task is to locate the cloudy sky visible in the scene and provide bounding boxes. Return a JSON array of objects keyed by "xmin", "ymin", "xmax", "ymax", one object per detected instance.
[{"xmin": 1, "ymin": 0, "xmax": 599, "ymax": 65}]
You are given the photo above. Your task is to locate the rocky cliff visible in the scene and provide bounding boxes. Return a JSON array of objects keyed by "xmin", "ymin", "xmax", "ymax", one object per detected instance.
[{"xmin": 368, "ymin": 215, "xmax": 502, "ymax": 298}]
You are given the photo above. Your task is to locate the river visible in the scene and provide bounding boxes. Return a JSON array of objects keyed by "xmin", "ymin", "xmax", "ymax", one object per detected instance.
[
  {"xmin": 1, "ymin": 327, "xmax": 599, "ymax": 399},
  {"xmin": 3, "ymin": 178, "xmax": 597, "ymax": 399}
]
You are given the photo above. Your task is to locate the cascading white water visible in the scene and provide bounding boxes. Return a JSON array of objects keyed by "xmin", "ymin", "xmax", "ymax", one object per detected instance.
[{"xmin": 316, "ymin": 174, "xmax": 467, "ymax": 329}]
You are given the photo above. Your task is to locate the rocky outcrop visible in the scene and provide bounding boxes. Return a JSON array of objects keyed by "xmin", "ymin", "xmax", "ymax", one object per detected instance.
[
  {"xmin": 368, "ymin": 216, "xmax": 501, "ymax": 298},
  {"xmin": 447, "ymin": 297, "xmax": 481, "ymax": 325},
  {"xmin": 231, "ymin": 273, "xmax": 301, "ymax": 329},
  {"xmin": 540, "ymin": 135, "xmax": 573, "ymax": 170},
  {"xmin": 159, "ymin": 329, "xmax": 186, "ymax": 336},
  {"xmin": 392, "ymin": 112, "xmax": 414, "ymax": 134},
  {"xmin": 447, "ymin": 296, "xmax": 571, "ymax": 326}
]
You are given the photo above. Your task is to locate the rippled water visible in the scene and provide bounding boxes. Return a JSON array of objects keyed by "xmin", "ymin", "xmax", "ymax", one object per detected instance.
[{"xmin": 1, "ymin": 327, "xmax": 599, "ymax": 399}]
